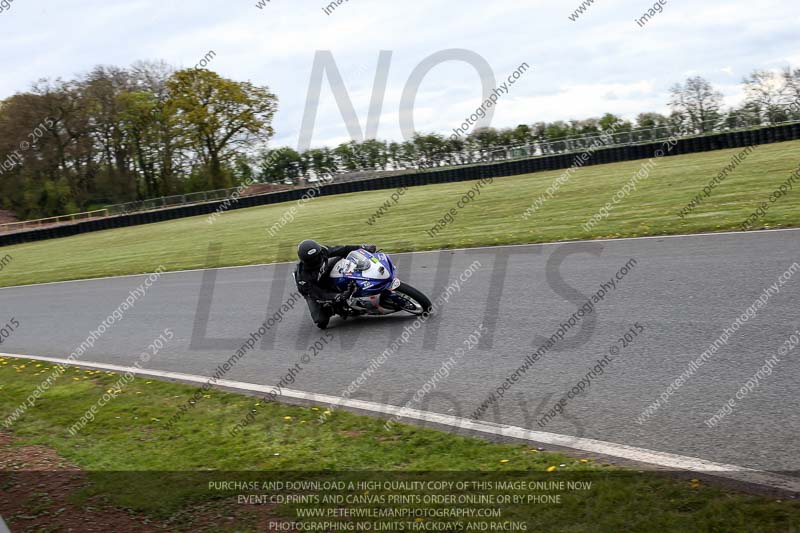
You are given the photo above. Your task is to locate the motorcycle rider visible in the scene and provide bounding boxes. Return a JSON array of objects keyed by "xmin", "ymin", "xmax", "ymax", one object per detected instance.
[{"xmin": 294, "ymin": 240, "xmax": 378, "ymax": 330}]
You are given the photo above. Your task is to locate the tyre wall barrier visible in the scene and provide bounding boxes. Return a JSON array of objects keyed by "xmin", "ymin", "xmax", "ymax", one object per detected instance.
[{"xmin": 2, "ymin": 123, "xmax": 798, "ymax": 248}]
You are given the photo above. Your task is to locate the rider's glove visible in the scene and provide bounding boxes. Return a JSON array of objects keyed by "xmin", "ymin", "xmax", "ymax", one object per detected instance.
[
  {"xmin": 362, "ymin": 244, "xmax": 377, "ymax": 253},
  {"xmin": 335, "ymin": 283, "xmax": 356, "ymax": 305},
  {"xmin": 346, "ymin": 281, "xmax": 358, "ymax": 297}
]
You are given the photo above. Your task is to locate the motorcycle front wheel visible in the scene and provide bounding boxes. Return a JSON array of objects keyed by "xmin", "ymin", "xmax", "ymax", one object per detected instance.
[{"xmin": 387, "ymin": 282, "xmax": 433, "ymax": 315}]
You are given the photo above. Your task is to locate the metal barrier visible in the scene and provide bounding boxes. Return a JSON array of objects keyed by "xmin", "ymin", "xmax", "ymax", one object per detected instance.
[
  {"xmin": 449, "ymin": 117, "xmax": 800, "ymax": 167},
  {"xmin": 0, "ymin": 209, "xmax": 108, "ymax": 233},
  {"xmin": 105, "ymin": 188, "xmax": 247, "ymax": 216},
  {"xmin": 3, "ymin": 121, "xmax": 799, "ymax": 248},
  {"xmin": 2, "ymin": 117, "xmax": 799, "ymax": 234},
  {"xmin": 0, "ymin": 184, "xmax": 294, "ymax": 234}
]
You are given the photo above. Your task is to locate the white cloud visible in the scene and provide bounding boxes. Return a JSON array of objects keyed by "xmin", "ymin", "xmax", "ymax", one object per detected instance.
[{"xmin": 0, "ymin": 0, "xmax": 797, "ymax": 150}]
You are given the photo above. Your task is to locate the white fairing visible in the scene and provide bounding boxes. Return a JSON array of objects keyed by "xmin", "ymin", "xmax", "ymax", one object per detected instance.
[
  {"xmin": 329, "ymin": 258, "xmax": 390, "ymax": 280},
  {"xmin": 329, "ymin": 255, "xmax": 396, "ymax": 315},
  {"xmin": 328, "ymin": 258, "xmax": 352, "ymax": 279},
  {"xmin": 352, "ymin": 294, "xmax": 394, "ymax": 315}
]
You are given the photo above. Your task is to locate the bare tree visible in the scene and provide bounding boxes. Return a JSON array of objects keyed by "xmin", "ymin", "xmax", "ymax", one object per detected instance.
[
  {"xmin": 784, "ymin": 67, "xmax": 800, "ymax": 118},
  {"xmin": 742, "ymin": 70, "xmax": 789, "ymax": 125},
  {"xmin": 669, "ymin": 76, "xmax": 724, "ymax": 133}
]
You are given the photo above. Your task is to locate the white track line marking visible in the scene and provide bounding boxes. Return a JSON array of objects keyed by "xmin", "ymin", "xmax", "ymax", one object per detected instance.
[
  {"xmin": 3, "ymin": 352, "xmax": 799, "ymax": 494},
  {"xmin": 1, "ymin": 226, "xmax": 798, "ymax": 291}
]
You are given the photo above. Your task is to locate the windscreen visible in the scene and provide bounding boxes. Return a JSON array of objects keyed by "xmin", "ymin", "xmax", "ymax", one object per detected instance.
[{"xmin": 346, "ymin": 250, "xmax": 372, "ymax": 271}]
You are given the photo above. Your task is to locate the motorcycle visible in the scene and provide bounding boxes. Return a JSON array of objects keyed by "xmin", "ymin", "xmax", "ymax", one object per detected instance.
[{"xmin": 329, "ymin": 249, "xmax": 433, "ymax": 317}]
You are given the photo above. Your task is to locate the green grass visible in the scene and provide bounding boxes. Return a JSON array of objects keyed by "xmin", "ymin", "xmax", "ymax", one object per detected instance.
[
  {"xmin": 0, "ymin": 140, "xmax": 799, "ymax": 287},
  {"xmin": 1, "ymin": 356, "xmax": 799, "ymax": 531}
]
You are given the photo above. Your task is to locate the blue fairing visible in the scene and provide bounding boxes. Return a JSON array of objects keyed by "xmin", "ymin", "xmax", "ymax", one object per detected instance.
[{"xmin": 331, "ymin": 250, "xmax": 395, "ymax": 296}]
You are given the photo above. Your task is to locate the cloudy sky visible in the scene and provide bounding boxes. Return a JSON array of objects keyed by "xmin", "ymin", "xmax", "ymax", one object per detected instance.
[{"xmin": 1, "ymin": 0, "xmax": 798, "ymax": 149}]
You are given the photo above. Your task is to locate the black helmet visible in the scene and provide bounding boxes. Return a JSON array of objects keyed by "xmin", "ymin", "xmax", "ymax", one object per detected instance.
[{"xmin": 297, "ymin": 239, "xmax": 327, "ymax": 267}]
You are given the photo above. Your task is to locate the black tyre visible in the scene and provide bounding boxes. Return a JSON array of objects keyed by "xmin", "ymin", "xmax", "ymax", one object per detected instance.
[{"xmin": 393, "ymin": 282, "xmax": 433, "ymax": 315}]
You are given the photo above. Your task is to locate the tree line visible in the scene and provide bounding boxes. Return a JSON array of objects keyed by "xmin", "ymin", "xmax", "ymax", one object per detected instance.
[
  {"xmin": 261, "ymin": 68, "xmax": 800, "ymax": 183},
  {"xmin": 0, "ymin": 61, "xmax": 275, "ymax": 219},
  {"xmin": 1, "ymin": 63, "xmax": 799, "ymax": 220}
]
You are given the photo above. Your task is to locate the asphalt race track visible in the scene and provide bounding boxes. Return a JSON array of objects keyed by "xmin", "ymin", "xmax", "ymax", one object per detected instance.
[{"xmin": 2, "ymin": 229, "xmax": 799, "ymax": 474}]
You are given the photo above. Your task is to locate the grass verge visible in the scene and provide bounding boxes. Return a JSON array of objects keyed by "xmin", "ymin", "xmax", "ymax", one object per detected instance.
[
  {"xmin": 0, "ymin": 355, "xmax": 799, "ymax": 531},
  {"xmin": 0, "ymin": 141, "xmax": 799, "ymax": 288}
]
